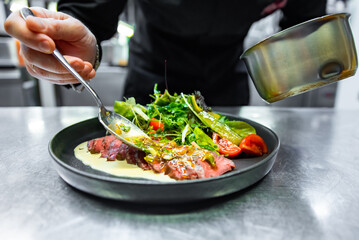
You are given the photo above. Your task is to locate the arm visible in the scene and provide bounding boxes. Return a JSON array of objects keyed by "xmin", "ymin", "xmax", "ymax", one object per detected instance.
[
  {"xmin": 57, "ymin": 0, "xmax": 127, "ymax": 43},
  {"xmin": 58, "ymin": 0, "xmax": 127, "ymax": 72}
]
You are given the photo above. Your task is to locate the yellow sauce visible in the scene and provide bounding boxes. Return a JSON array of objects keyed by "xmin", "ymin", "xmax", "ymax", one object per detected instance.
[{"xmin": 74, "ymin": 142, "xmax": 176, "ymax": 182}]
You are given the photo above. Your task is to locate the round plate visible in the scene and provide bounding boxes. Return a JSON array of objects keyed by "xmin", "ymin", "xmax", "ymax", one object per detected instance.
[{"xmin": 49, "ymin": 115, "xmax": 280, "ymax": 203}]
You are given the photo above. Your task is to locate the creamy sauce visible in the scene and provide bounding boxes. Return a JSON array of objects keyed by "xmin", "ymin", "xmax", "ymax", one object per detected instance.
[{"xmin": 74, "ymin": 142, "xmax": 176, "ymax": 182}]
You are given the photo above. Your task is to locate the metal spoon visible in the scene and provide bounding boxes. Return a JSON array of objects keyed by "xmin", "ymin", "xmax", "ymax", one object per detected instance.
[{"xmin": 20, "ymin": 8, "xmax": 150, "ymax": 151}]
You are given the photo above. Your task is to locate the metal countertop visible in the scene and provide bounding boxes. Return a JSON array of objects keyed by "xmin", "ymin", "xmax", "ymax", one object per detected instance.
[{"xmin": 1, "ymin": 106, "xmax": 358, "ymax": 240}]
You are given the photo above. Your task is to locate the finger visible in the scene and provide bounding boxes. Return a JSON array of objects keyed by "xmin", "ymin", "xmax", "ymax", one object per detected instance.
[
  {"xmin": 30, "ymin": 7, "xmax": 70, "ymax": 20},
  {"xmin": 85, "ymin": 61, "xmax": 96, "ymax": 80},
  {"xmin": 64, "ymin": 57, "xmax": 95, "ymax": 81},
  {"xmin": 81, "ymin": 62, "xmax": 93, "ymax": 77},
  {"xmin": 23, "ymin": 56, "xmax": 80, "ymax": 84},
  {"xmin": 77, "ymin": 61, "xmax": 96, "ymax": 80},
  {"xmin": 27, "ymin": 64, "xmax": 80, "ymax": 84},
  {"xmin": 25, "ymin": 61, "xmax": 79, "ymax": 85},
  {"xmin": 21, "ymin": 46, "xmax": 91, "ymax": 84},
  {"xmin": 26, "ymin": 61, "xmax": 91, "ymax": 85},
  {"xmin": 26, "ymin": 15, "xmax": 87, "ymax": 43},
  {"xmin": 23, "ymin": 10, "xmax": 97, "ymax": 64},
  {"xmin": 87, "ymin": 68, "xmax": 96, "ymax": 80},
  {"xmin": 21, "ymin": 44, "xmax": 86, "ymax": 74},
  {"xmin": 72, "ymin": 62, "xmax": 95, "ymax": 81},
  {"xmin": 4, "ymin": 10, "xmax": 55, "ymax": 54}
]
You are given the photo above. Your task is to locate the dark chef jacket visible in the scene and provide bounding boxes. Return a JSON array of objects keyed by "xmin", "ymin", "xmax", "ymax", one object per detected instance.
[{"xmin": 58, "ymin": 0, "xmax": 327, "ymax": 106}]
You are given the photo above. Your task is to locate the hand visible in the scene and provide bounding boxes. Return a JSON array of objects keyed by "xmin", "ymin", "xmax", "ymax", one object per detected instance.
[{"xmin": 4, "ymin": 7, "xmax": 97, "ymax": 85}]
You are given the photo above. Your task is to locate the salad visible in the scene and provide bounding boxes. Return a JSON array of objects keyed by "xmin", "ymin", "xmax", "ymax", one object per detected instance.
[
  {"xmin": 83, "ymin": 85, "xmax": 268, "ymax": 181},
  {"xmin": 113, "ymin": 85, "xmax": 268, "ymax": 162}
]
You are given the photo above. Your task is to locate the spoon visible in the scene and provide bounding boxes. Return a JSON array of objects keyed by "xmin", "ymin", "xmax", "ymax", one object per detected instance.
[{"xmin": 20, "ymin": 8, "xmax": 150, "ymax": 151}]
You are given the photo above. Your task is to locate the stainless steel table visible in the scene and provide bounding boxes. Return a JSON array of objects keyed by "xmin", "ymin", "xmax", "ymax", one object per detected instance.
[{"xmin": 1, "ymin": 106, "xmax": 358, "ymax": 240}]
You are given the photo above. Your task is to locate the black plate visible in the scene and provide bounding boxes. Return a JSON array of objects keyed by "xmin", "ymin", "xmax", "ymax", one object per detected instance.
[{"xmin": 49, "ymin": 115, "xmax": 280, "ymax": 203}]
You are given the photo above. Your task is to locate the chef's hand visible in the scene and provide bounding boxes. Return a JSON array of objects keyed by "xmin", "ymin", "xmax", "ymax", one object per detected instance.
[{"xmin": 4, "ymin": 7, "xmax": 97, "ymax": 85}]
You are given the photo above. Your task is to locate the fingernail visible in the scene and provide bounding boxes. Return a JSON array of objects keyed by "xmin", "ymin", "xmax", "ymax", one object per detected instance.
[
  {"xmin": 72, "ymin": 62, "xmax": 82, "ymax": 71},
  {"xmin": 39, "ymin": 40, "xmax": 50, "ymax": 53}
]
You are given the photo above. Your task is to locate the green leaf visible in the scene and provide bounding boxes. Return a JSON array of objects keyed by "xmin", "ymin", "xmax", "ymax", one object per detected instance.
[
  {"xmin": 120, "ymin": 124, "xmax": 131, "ymax": 133},
  {"xmin": 193, "ymin": 127, "xmax": 218, "ymax": 152},
  {"xmin": 181, "ymin": 123, "xmax": 191, "ymax": 144},
  {"xmin": 114, "ymin": 100, "xmax": 136, "ymax": 120},
  {"xmin": 133, "ymin": 105, "xmax": 149, "ymax": 121},
  {"xmin": 182, "ymin": 93, "xmax": 242, "ymax": 145},
  {"xmin": 203, "ymin": 152, "xmax": 216, "ymax": 167},
  {"xmin": 113, "ymin": 97, "xmax": 149, "ymax": 129},
  {"xmin": 154, "ymin": 89, "xmax": 177, "ymax": 106},
  {"xmin": 226, "ymin": 121, "xmax": 256, "ymax": 138}
]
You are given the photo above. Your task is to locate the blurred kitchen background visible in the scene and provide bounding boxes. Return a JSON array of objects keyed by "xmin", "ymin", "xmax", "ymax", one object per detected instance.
[{"xmin": 0, "ymin": 0, "xmax": 358, "ymax": 109}]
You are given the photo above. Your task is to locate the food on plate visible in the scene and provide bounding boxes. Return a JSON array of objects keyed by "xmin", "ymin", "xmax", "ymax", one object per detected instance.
[
  {"xmin": 75, "ymin": 85, "xmax": 268, "ymax": 181},
  {"xmin": 74, "ymin": 141, "xmax": 176, "ymax": 182}
]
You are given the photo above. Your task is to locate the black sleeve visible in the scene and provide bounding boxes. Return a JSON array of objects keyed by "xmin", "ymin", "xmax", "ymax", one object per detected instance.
[
  {"xmin": 280, "ymin": 0, "xmax": 327, "ymax": 29},
  {"xmin": 57, "ymin": 0, "xmax": 127, "ymax": 42}
]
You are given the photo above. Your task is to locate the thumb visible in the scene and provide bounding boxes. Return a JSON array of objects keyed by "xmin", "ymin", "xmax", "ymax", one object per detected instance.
[{"xmin": 26, "ymin": 15, "xmax": 89, "ymax": 43}]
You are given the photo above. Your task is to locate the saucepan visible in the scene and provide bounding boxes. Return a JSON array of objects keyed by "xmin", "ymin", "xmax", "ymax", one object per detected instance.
[{"xmin": 240, "ymin": 13, "xmax": 358, "ymax": 103}]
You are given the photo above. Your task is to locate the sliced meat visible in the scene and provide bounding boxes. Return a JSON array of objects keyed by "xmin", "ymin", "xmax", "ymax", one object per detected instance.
[
  {"xmin": 87, "ymin": 137, "xmax": 104, "ymax": 154},
  {"xmin": 117, "ymin": 143, "xmax": 128, "ymax": 160},
  {"xmin": 107, "ymin": 138, "xmax": 122, "ymax": 161},
  {"xmin": 87, "ymin": 139, "xmax": 95, "ymax": 152},
  {"xmin": 162, "ymin": 150, "xmax": 235, "ymax": 180},
  {"xmin": 165, "ymin": 158, "xmax": 199, "ymax": 180},
  {"xmin": 151, "ymin": 161, "xmax": 164, "ymax": 173},
  {"xmin": 86, "ymin": 136, "xmax": 235, "ymax": 181},
  {"xmin": 196, "ymin": 153, "xmax": 235, "ymax": 179},
  {"xmin": 100, "ymin": 135, "xmax": 116, "ymax": 158},
  {"xmin": 93, "ymin": 138, "xmax": 104, "ymax": 153},
  {"xmin": 136, "ymin": 151, "xmax": 151, "ymax": 170},
  {"xmin": 126, "ymin": 146, "xmax": 137, "ymax": 165},
  {"xmin": 165, "ymin": 163, "xmax": 183, "ymax": 180},
  {"xmin": 118, "ymin": 145, "xmax": 151, "ymax": 170}
]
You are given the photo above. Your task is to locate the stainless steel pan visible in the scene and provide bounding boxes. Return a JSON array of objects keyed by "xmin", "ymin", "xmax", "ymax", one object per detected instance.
[{"xmin": 241, "ymin": 13, "xmax": 358, "ymax": 103}]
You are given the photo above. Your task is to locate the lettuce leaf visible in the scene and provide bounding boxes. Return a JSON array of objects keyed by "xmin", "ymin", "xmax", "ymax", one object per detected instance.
[
  {"xmin": 226, "ymin": 121, "xmax": 256, "ymax": 138},
  {"xmin": 114, "ymin": 97, "xmax": 149, "ymax": 129}
]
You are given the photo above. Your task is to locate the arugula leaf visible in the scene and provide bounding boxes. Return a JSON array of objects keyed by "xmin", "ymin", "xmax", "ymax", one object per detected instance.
[{"xmin": 146, "ymin": 91, "xmax": 199, "ymax": 145}]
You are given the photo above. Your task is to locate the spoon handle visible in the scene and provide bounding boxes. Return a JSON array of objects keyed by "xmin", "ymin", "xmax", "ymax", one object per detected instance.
[
  {"xmin": 51, "ymin": 49, "xmax": 103, "ymax": 108},
  {"xmin": 20, "ymin": 8, "xmax": 104, "ymax": 108}
]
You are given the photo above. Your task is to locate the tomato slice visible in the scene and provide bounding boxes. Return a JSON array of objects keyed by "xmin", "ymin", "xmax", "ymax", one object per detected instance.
[
  {"xmin": 149, "ymin": 118, "xmax": 164, "ymax": 131},
  {"xmin": 239, "ymin": 134, "xmax": 268, "ymax": 156},
  {"xmin": 212, "ymin": 133, "xmax": 242, "ymax": 157}
]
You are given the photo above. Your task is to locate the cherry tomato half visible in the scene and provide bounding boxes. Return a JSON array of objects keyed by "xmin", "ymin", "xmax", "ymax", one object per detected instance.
[
  {"xmin": 149, "ymin": 118, "xmax": 164, "ymax": 131},
  {"xmin": 212, "ymin": 133, "xmax": 242, "ymax": 157},
  {"xmin": 239, "ymin": 134, "xmax": 268, "ymax": 156}
]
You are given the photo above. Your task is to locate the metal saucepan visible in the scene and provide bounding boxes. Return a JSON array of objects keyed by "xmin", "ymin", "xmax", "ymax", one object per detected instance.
[{"xmin": 241, "ymin": 13, "xmax": 358, "ymax": 103}]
